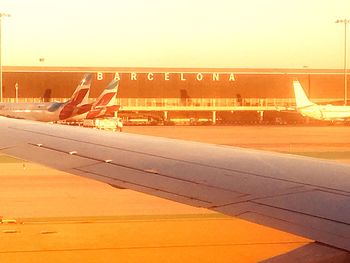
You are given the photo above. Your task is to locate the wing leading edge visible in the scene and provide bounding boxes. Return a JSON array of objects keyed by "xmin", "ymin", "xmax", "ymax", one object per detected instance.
[{"xmin": 0, "ymin": 116, "xmax": 349, "ymax": 251}]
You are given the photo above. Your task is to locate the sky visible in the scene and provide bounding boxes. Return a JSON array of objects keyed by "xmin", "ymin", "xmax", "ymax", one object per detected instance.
[{"xmin": 1, "ymin": 0, "xmax": 350, "ymax": 69}]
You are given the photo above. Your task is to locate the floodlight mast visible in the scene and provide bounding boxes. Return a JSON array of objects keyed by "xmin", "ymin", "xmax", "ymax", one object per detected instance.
[
  {"xmin": 335, "ymin": 19, "xmax": 350, "ymax": 106},
  {"xmin": 0, "ymin": 13, "xmax": 11, "ymax": 103}
]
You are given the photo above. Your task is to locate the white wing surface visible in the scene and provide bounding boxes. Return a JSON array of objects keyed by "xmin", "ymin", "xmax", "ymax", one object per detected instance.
[{"xmin": 0, "ymin": 117, "xmax": 349, "ymax": 251}]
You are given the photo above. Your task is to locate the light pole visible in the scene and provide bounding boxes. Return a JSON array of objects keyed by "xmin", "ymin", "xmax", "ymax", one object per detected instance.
[
  {"xmin": 336, "ymin": 19, "xmax": 350, "ymax": 106},
  {"xmin": 0, "ymin": 13, "xmax": 11, "ymax": 103},
  {"xmin": 15, "ymin": 82, "xmax": 18, "ymax": 102}
]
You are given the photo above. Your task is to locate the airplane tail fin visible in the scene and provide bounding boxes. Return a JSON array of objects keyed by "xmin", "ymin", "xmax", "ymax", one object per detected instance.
[
  {"xmin": 58, "ymin": 74, "xmax": 92, "ymax": 120},
  {"xmin": 85, "ymin": 79, "xmax": 119, "ymax": 119},
  {"xmin": 68, "ymin": 73, "xmax": 92, "ymax": 106},
  {"xmin": 293, "ymin": 80, "xmax": 314, "ymax": 109},
  {"xmin": 93, "ymin": 79, "xmax": 119, "ymax": 108}
]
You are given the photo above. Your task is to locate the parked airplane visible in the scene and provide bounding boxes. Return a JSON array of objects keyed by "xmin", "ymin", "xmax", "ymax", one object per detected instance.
[
  {"xmin": 0, "ymin": 74, "xmax": 92, "ymax": 122},
  {"xmin": 67, "ymin": 79, "xmax": 120, "ymax": 122},
  {"xmin": 293, "ymin": 80, "xmax": 350, "ymax": 121}
]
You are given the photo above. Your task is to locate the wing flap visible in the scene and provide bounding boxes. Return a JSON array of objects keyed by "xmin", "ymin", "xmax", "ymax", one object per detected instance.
[
  {"xmin": 255, "ymin": 190, "xmax": 350, "ymax": 224},
  {"xmin": 215, "ymin": 195, "xmax": 350, "ymax": 251}
]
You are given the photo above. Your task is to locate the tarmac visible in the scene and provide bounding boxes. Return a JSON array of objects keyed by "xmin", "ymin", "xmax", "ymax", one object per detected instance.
[{"xmin": 1, "ymin": 125, "xmax": 350, "ymax": 262}]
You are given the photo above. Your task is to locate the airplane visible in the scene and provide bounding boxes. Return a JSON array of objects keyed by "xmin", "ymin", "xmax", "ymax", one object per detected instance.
[
  {"xmin": 0, "ymin": 74, "xmax": 92, "ymax": 122},
  {"xmin": 66, "ymin": 79, "xmax": 120, "ymax": 122},
  {"xmin": 0, "ymin": 82, "xmax": 349, "ymax": 257},
  {"xmin": 293, "ymin": 80, "xmax": 350, "ymax": 121}
]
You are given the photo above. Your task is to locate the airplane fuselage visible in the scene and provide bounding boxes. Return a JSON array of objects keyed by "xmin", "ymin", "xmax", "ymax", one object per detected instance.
[
  {"xmin": 0, "ymin": 73, "xmax": 92, "ymax": 122},
  {"xmin": 0, "ymin": 102, "xmax": 69, "ymax": 122},
  {"xmin": 299, "ymin": 104, "xmax": 350, "ymax": 121}
]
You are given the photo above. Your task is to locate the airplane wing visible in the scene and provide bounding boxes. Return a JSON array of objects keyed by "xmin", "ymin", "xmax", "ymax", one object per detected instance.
[{"xmin": 0, "ymin": 116, "xmax": 349, "ymax": 251}]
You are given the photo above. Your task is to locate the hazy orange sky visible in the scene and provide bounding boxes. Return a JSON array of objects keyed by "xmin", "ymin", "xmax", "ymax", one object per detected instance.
[{"xmin": 1, "ymin": 0, "xmax": 350, "ymax": 68}]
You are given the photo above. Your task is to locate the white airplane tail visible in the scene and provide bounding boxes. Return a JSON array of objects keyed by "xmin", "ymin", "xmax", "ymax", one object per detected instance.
[
  {"xmin": 93, "ymin": 79, "xmax": 119, "ymax": 108},
  {"xmin": 293, "ymin": 80, "xmax": 314, "ymax": 109},
  {"xmin": 68, "ymin": 73, "xmax": 92, "ymax": 106},
  {"xmin": 85, "ymin": 79, "xmax": 120, "ymax": 119},
  {"xmin": 58, "ymin": 74, "xmax": 92, "ymax": 120}
]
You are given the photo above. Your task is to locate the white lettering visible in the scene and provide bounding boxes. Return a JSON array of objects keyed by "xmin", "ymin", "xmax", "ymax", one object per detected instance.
[
  {"xmin": 196, "ymin": 73, "xmax": 203, "ymax": 81},
  {"xmin": 97, "ymin": 72, "xmax": 103, "ymax": 80},
  {"xmin": 212, "ymin": 73, "xmax": 219, "ymax": 81},
  {"xmin": 164, "ymin": 73, "xmax": 170, "ymax": 81},
  {"xmin": 114, "ymin": 72, "xmax": 121, "ymax": 80},
  {"xmin": 131, "ymin": 72, "xmax": 137, "ymax": 81},
  {"xmin": 180, "ymin": 73, "xmax": 186, "ymax": 81},
  {"xmin": 229, "ymin": 73, "xmax": 235, "ymax": 81},
  {"xmin": 147, "ymin": 73, "xmax": 154, "ymax": 81}
]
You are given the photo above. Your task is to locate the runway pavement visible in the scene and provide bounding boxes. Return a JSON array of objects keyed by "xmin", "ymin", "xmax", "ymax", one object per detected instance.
[
  {"xmin": 124, "ymin": 125, "xmax": 350, "ymax": 162},
  {"xmin": 1, "ymin": 125, "xmax": 349, "ymax": 262}
]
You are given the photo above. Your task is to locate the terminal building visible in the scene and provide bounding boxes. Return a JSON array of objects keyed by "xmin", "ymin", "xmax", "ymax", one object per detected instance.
[{"xmin": 2, "ymin": 66, "xmax": 349, "ymax": 124}]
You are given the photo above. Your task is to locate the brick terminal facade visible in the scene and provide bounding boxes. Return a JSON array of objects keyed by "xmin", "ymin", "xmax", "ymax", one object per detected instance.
[{"xmin": 2, "ymin": 67, "xmax": 349, "ymax": 100}]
